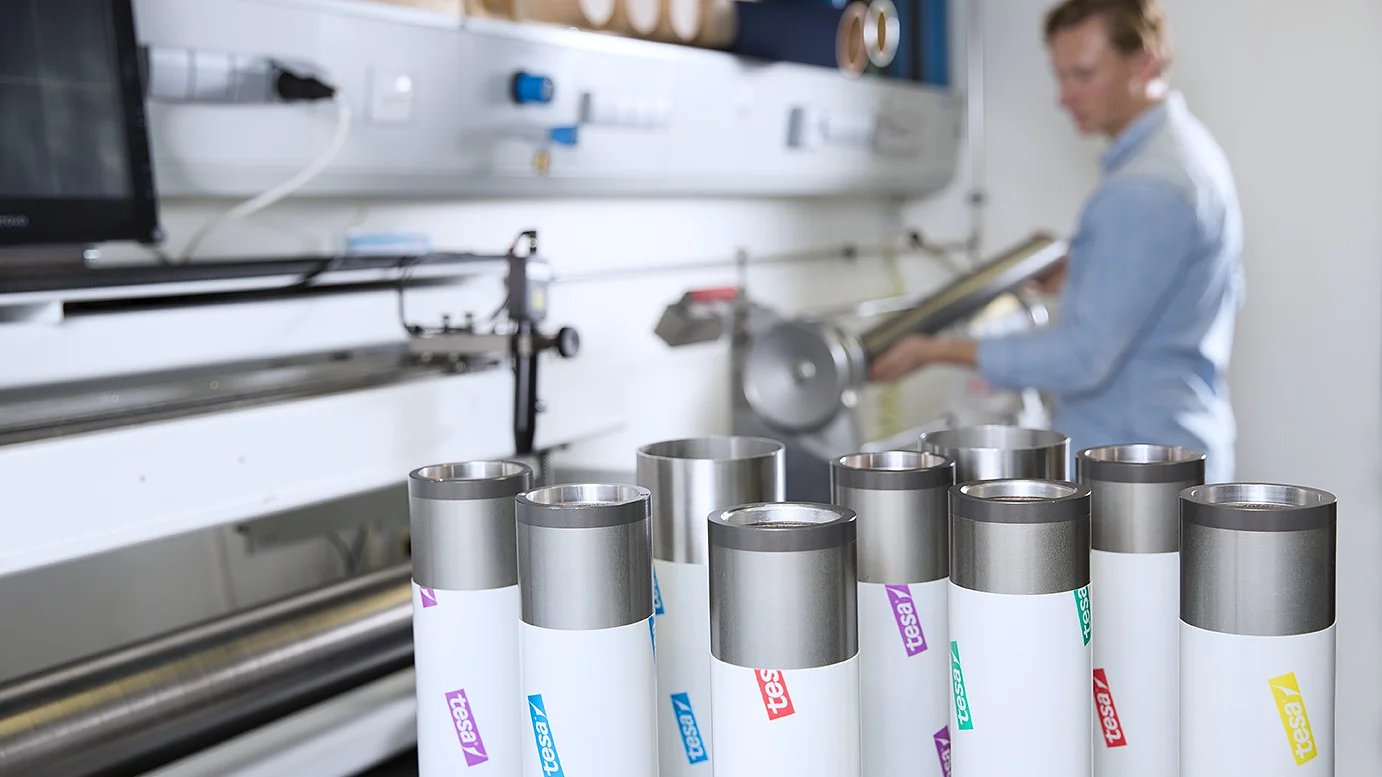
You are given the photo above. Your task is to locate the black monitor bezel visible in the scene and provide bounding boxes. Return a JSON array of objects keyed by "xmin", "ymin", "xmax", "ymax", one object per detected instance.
[{"xmin": 0, "ymin": 0, "xmax": 160, "ymax": 248}]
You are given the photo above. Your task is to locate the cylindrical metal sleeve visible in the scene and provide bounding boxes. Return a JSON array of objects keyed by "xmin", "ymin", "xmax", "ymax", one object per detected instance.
[
  {"xmin": 637, "ymin": 436, "xmax": 785, "ymax": 565},
  {"xmin": 830, "ymin": 451, "xmax": 953, "ymax": 583},
  {"xmin": 708, "ymin": 503, "xmax": 857, "ymax": 670},
  {"xmin": 1076, "ymin": 444, "xmax": 1205, "ymax": 553},
  {"xmin": 0, "ymin": 566, "xmax": 413, "ymax": 777},
  {"xmin": 920, "ymin": 424, "xmax": 1070, "ymax": 484},
  {"xmin": 408, "ymin": 461, "xmax": 532, "ymax": 591},
  {"xmin": 516, "ymin": 484, "xmax": 653, "ymax": 631},
  {"xmin": 859, "ymin": 233, "xmax": 1066, "ymax": 359},
  {"xmin": 949, "ymin": 479, "xmax": 1091, "ymax": 595},
  {"xmin": 1179, "ymin": 483, "xmax": 1337, "ymax": 636}
]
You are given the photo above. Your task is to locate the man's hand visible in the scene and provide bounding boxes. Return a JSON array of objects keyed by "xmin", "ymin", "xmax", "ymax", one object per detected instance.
[
  {"xmin": 868, "ymin": 335, "xmax": 979, "ymax": 382},
  {"xmin": 1032, "ymin": 259, "xmax": 1068, "ymax": 294}
]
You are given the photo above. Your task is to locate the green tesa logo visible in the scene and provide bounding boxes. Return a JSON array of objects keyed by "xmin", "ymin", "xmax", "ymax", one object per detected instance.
[
  {"xmin": 950, "ymin": 641, "xmax": 973, "ymax": 730},
  {"xmin": 1074, "ymin": 586, "xmax": 1092, "ymax": 646}
]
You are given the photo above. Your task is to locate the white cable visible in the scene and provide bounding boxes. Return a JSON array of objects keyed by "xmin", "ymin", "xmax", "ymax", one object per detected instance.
[{"xmin": 180, "ymin": 96, "xmax": 353, "ymax": 261}]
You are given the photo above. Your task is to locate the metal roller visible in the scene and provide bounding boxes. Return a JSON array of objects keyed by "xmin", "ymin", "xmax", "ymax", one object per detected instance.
[
  {"xmin": 947, "ymin": 479, "xmax": 1092, "ymax": 777},
  {"xmin": 1179, "ymin": 483, "xmax": 1337, "ymax": 777},
  {"xmin": 920, "ymin": 423, "xmax": 1070, "ymax": 483},
  {"xmin": 409, "ymin": 460, "xmax": 532, "ymax": 777},
  {"xmin": 0, "ymin": 565, "xmax": 413, "ymax": 777},
  {"xmin": 1077, "ymin": 444, "xmax": 1205, "ymax": 776},
  {"xmin": 830, "ymin": 451, "xmax": 953, "ymax": 777},
  {"xmin": 636, "ymin": 436, "xmax": 784, "ymax": 777},
  {"xmin": 514, "ymin": 484, "xmax": 657, "ymax": 777},
  {"xmin": 707, "ymin": 502, "xmax": 861, "ymax": 777}
]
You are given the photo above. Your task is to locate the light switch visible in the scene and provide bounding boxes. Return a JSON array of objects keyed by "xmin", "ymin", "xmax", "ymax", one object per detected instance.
[{"xmin": 369, "ymin": 69, "xmax": 415, "ymax": 124}]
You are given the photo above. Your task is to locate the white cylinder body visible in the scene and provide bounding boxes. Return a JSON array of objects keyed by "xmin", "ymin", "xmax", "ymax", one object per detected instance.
[
  {"xmin": 1077, "ymin": 443, "xmax": 1204, "ymax": 777},
  {"xmin": 709, "ymin": 656, "xmax": 861, "ymax": 777},
  {"xmin": 414, "ymin": 583, "xmax": 521, "ymax": 776},
  {"xmin": 1090, "ymin": 549, "xmax": 1178, "ymax": 774},
  {"xmin": 948, "ymin": 582, "xmax": 1092, "ymax": 777},
  {"xmin": 859, "ymin": 580, "xmax": 951, "ymax": 777},
  {"xmin": 638, "ymin": 436, "xmax": 784, "ymax": 777},
  {"xmin": 409, "ymin": 460, "xmax": 532, "ymax": 777},
  {"xmin": 653, "ymin": 559, "xmax": 713, "ymax": 769},
  {"xmin": 520, "ymin": 618, "xmax": 658, "ymax": 777},
  {"xmin": 1177, "ymin": 482, "xmax": 1337, "ymax": 777},
  {"xmin": 1180, "ymin": 623, "xmax": 1334, "ymax": 775}
]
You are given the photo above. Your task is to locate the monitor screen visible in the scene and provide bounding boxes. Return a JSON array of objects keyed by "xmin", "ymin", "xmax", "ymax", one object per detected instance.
[{"xmin": 0, "ymin": 0, "xmax": 158, "ymax": 248}]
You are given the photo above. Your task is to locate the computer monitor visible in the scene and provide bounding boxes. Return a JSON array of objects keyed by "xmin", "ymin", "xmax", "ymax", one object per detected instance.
[{"xmin": 0, "ymin": 0, "xmax": 159, "ymax": 249}]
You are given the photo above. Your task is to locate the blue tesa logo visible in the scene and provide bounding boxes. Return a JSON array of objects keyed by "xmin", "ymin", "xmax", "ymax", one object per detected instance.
[
  {"xmin": 669, "ymin": 692, "xmax": 708, "ymax": 764},
  {"xmin": 652, "ymin": 569, "xmax": 666, "ymax": 616},
  {"xmin": 527, "ymin": 694, "xmax": 565, "ymax": 777}
]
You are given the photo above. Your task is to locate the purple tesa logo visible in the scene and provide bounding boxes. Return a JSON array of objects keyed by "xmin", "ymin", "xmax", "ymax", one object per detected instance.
[
  {"xmin": 445, "ymin": 689, "xmax": 489, "ymax": 767},
  {"xmin": 420, "ymin": 587, "xmax": 438, "ymax": 608},
  {"xmin": 934, "ymin": 725, "xmax": 951, "ymax": 776},
  {"xmin": 886, "ymin": 584, "xmax": 927, "ymax": 657}
]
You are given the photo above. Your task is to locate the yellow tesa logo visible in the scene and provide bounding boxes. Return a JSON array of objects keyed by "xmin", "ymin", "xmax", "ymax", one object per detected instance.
[{"xmin": 1269, "ymin": 672, "xmax": 1317, "ymax": 766}]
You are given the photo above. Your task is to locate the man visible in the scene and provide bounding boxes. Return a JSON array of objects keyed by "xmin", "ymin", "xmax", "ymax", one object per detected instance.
[{"xmin": 870, "ymin": 0, "xmax": 1244, "ymax": 482}]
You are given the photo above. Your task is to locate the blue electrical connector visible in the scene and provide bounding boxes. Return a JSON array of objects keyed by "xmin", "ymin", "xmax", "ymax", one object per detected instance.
[
  {"xmin": 547, "ymin": 125, "xmax": 579, "ymax": 147},
  {"xmin": 511, "ymin": 71, "xmax": 555, "ymax": 105}
]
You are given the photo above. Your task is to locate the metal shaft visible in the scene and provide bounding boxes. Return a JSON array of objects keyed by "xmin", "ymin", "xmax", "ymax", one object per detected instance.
[
  {"xmin": 637, "ymin": 436, "xmax": 785, "ymax": 565},
  {"xmin": 408, "ymin": 460, "xmax": 532, "ymax": 590},
  {"xmin": 515, "ymin": 483, "xmax": 654, "ymax": 631},
  {"xmin": 858, "ymin": 232, "xmax": 1067, "ymax": 360},
  {"xmin": 949, "ymin": 479, "xmax": 1091, "ymax": 595},
  {"xmin": 1077, "ymin": 444, "xmax": 1205, "ymax": 553},
  {"xmin": 830, "ymin": 450, "xmax": 953, "ymax": 583},
  {"xmin": 920, "ymin": 424, "xmax": 1070, "ymax": 484},
  {"xmin": 0, "ymin": 565, "xmax": 413, "ymax": 777},
  {"xmin": 708, "ymin": 503, "xmax": 858, "ymax": 670},
  {"xmin": 1180, "ymin": 483, "xmax": 1337, "ymax": 636}
]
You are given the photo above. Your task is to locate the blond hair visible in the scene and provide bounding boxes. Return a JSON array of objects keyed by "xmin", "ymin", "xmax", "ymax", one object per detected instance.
[{"xmin": 1044, "ymin": 0, "xmax": 1173, "ymax": 71}]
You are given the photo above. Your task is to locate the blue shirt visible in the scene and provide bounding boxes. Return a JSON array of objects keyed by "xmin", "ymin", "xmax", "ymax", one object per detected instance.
[{"xmin": 977, "ymin": 91, "xmax": 1245, "ymax": 482}]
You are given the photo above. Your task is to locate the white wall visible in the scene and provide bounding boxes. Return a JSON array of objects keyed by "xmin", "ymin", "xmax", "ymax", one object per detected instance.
[{"xmin": 1165, "ymin": 1, "xmax": 1382, "ymax": 772}]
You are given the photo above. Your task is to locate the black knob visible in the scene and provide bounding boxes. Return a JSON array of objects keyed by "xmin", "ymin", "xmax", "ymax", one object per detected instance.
[{"xmin": 556, "ymin": 327, "xmax": 580, "ymax": 358}]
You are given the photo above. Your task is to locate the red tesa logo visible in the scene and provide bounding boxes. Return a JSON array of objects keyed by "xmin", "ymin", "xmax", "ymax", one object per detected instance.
[
  {"xmin": 755, "ymin": 669, "xmax": 795, "ymax": 721},
  {"xmin": 1092, "ymin": 669, "xmax": 1127, "ymax": 748}
]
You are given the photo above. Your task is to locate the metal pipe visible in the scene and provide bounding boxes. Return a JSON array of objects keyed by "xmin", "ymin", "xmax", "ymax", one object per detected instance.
[
  {"xmin": 638, "ymin": 436, "xmax": 786, "ymax": 566},
  {"xmin": 1178, "ymin": 483, "xmax": 1337, "ymax": 775},
  {"xmin": 919, "ymin": 423, "xmax": 1070, "ymax": 483},
  {"xmin": 857, "ymin": 232, "xmax": 1067, "ymax": 361},
  {"xmin": 0, "ymin": 565, "xmax": 413, "ymax": 777}
]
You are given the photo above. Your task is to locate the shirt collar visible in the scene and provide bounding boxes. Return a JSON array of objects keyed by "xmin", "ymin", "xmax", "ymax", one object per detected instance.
[{"xmin": 1102, "ymin": 89, "xmax": 1184, "ymax": 171}]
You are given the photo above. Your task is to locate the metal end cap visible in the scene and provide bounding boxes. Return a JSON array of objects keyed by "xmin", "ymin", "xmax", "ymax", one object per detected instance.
[
  {"xmin": 408, "ymin": 460, "xmax": 534, "ymax": 500},
  {"xmin": 920, "ymin": 424, "xmax": 1069, "ymax": 452},
  {"xmin": 949, "ymin": 479, "xmax": 1090, "ymax": 525},
  {"xmin": 515, "ymin": 483, "xmax": 650, "ymax": 529},
  {"xmin": 637, "ymin": 435, "xmax": 784, "ymax": 463},
  {"xmin": 831, "ymin": 450, "xmax": 954, "ymax": 491},
  {"xmin": 1077, "ymin": 444, "xmax": 1206, "ymax": 484},
  {"xmin": 708, "ymin": 502, "xmax": 856, "ymax": 552},
  {"xmin": 1180, "ymin": 483, "xmax": 1337, "ymax": 532}
]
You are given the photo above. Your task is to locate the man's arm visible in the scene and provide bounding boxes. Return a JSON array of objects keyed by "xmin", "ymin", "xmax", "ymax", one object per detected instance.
[{"xmin": 976, "ymin": 178, "xmax": 1201, "ymax": 395}]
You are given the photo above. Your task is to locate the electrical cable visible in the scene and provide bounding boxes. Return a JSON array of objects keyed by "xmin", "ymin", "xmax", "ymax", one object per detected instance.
[{"xmin": 180, "ymin": 93, "xmax": 353, "ymax": 261}]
